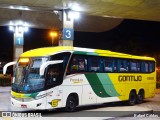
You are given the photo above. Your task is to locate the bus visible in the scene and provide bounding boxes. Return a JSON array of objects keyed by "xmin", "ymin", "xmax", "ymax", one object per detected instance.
[{"xmin": 3, "ymin": 46, "xmax": 156, "ymax": 111}]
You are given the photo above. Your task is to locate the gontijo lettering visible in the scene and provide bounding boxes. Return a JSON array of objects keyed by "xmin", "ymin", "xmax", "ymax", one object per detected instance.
[{"xmin": 118, "ymin": 75, "xmax": 142, "ymax": 82}]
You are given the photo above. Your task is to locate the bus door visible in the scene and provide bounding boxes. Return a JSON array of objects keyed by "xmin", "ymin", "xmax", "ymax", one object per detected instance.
[{"xmin": 45, "ymin": 63, "xmax": 63, "ymax": 109}]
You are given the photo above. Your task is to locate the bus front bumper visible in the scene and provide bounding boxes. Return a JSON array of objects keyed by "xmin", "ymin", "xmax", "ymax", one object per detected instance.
[{"xmin": 11, "ymin": 97, "xmax": 46, "ymax": 110}]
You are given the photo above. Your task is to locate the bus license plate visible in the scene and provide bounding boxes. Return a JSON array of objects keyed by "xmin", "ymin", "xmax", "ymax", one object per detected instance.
[{"xmin": 21, "ymin": 104, "xmax": 27, "ymax": 108}]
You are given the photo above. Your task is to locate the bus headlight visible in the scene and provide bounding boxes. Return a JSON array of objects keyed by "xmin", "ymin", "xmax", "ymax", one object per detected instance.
[{"xmin": 11, "ymin": 95, "xmax": 15, "ymax": 98}]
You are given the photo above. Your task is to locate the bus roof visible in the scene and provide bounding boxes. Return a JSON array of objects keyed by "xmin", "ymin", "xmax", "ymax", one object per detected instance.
[{"xmin": 20, "ymin": 46, "xmax": 155, "ymax": 61}]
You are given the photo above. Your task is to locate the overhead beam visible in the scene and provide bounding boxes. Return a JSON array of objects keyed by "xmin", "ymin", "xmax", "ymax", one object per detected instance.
[
  {"xmin": 0, "ymin": 0, "xmax": 159, "ymax": 21},
  {"xmin": 0, "ymin": 7, "xmax": 123, "ymax": 32}
]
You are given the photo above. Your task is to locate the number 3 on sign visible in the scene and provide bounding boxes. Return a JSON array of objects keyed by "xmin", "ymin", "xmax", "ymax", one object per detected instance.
[
  {"xmin": 65, "ymin": 30, "xmax": 71, "ymax": 39},
  {"xmin": 63, "ymin": 28, "xmax": 74, "ymax": 40}
]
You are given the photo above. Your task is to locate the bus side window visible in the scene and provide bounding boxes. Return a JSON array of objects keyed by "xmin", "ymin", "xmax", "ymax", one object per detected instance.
[
  {"xmin": 130, "ymin": 61, "xmax": 140, "ymax": 72},
  {"xmin": 46, "ymin": 68, "xmax": 57, "ymax": 85},
  {"xmin": 142, "ymin": 61, "xmax": 149, "ymax": 73},
  {"xmin": 46, "ymin": 64, "xmax": 63, "ymax": 87},
  {"xmin": 145, "ymin": 62, "xmax": 149, "ymax": 72},
  {"xmin": 50, "ymin": 52, "xmax": 71, "ymax": 71},
  {"xmin": 88, "ymin": 57, "xmax": 102, "ymax": 72},
  {"xmin": 118, "ymin": 59, "xmax": 128, "ymax": 72},
  {"xmin": 70, "ymin": 56, "xmax": 87, "ymax": 73},
  {"xmin": 104, "ymin": 58, "xmax": 113, "ymax": 72},
  {"xmin": 113, "ymin": 59, "xmax": 117, "ymax": 72},
  {"xmin": 71, "ymin": 57, "xmax": 79, "ymax": 71},
  {"xmin": 149, "ymin": 61, "xmax": 155, "ymax": 72},
  {"xmin": 78, "ymin": 59, "xmax": 86, "ymax": 71},
  {"xmin": 137, "ymin": 62, "xmax": 141, "ymax": 72}
]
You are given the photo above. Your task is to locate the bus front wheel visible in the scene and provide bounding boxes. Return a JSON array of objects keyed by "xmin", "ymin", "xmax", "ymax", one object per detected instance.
[
  {"xmin": 65, "ymin": 96, "xmax": 77, "ymax": 112},
  {"xmin": 128, "ymin": 91, "xmax": 136, "ymax": 106}
]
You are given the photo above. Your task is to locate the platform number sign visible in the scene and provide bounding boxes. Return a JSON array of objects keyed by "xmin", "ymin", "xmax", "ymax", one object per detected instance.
[
  {"xmin": 63, "ymin": 28, "xmax": 74, "ymax": 40},
  {"xmin": 15, "ymin": 36, "xmax": 24, "ymax": 45}
]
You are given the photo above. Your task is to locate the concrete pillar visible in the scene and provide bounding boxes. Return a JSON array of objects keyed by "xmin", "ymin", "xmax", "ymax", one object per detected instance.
[
  {"xmin": 13, "ymin": 26, "xmax": 24, "ymax": 60},
  {"xmin": 59, "ymin": 10, "xmax": 74, "ymax": 46}
]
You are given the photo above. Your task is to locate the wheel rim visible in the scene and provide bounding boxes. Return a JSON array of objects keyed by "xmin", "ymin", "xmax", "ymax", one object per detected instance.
[
  {"xmin": 137, "ymin": 92, "xmax": 144, "ymax": 103},
  {"xmin": 131, "ymin": 95, "xmax": 135, "ymax": 103},
  {"xmin": 130, "ymin": 93, "xmax": 136, "ymax": 104},
  {"xmin": 138, "ymin": 94, "xmax": 143, "ymax": 101},
  {"xmin": 69, "ymin": 100, "xmax": 75, "ymax": 109}
]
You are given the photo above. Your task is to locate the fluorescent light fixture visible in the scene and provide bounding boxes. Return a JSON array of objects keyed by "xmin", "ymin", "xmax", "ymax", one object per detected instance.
[
  {"xmin": 69, "ymin": 3, "xmax": 82, "ymax": 11},
  {"xmin": 18, "ymin": 6, "xmax": 30, "ymax": 11},
  {"xmin": 54, "ymin": 10, "xmax": 59, "ymax": 15},
  {"xmin": 9, "ymin": 21, "xmax": 14, "ymax": 26},
  {"xmin": 9, "ymin": 26, "xmax": 14, "ymax": 31},
  {"xmin": 24, "ymin": 22, "xmax": 28, "ymax": 26},
  {"xmin": 9, "ymin": 5, "xmax": 30, "ymax": 11},
  {"xmin": 68, "ymin": 11, "xmax": 80, "ymax": 20},
  {"xmin": 24, "ymin": 26, "xmax": 29, "ymax": 32},
  {"xmin": 8, "ymin": 21, "xmax": 29, "ymax": 33},
  {"xmin": 18, "ymin": 21, "xmax": 23, "ymax": 26},
  {"xmin": 18, "ymin": 26, "xmax": 24, "ymax": 33},
  {"xmin": 73, "ymin": 12, "xmax": 80, "ymax": 19},
  {"xmin": 9, "ymin": 6, "xmax": 14, "ymax": 9}
]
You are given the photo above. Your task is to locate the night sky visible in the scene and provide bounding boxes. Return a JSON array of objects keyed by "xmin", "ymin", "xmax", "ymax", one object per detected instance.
[
  {"xmin": 75, "ymin": 19, "xmax": 160, "ymax": 55},
  {"xmin": 0, "ymin": 19, "xmax": 160, "ymax": 65}
]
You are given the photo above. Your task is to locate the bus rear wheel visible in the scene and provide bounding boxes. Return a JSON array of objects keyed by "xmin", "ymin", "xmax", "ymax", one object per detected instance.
[
  {"xmin": 128, "ymin": 91, "xmax": 137, "ymax": 106},
  {"xmin": 65, "ymin": 96, "xmax": 77, "ymax": 112},
  {"xmin": 137, "ymin": 91, "xmax": 144, "ymax": 104}
]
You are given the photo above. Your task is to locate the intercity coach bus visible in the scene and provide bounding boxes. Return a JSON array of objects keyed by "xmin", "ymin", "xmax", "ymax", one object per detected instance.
[{"xmin": 3, "ymin": 46, "xmax": 156, "ymax": 111}]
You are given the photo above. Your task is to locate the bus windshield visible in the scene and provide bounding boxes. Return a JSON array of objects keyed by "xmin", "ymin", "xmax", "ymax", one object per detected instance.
[{"xmin": 12, "ymin": 57, "xmax": 48, "ymax": 93}]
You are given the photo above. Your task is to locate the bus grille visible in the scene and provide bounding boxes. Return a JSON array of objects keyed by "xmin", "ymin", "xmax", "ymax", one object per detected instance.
[{"xmin": 14, "ymin": 97, "xmax": 34, "ymax": 102}]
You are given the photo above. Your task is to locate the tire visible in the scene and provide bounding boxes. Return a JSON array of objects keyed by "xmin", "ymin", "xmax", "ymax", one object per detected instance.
[
  {"xmin": 65, "ymin": 96, "xmax": 77, "ymax": 112},
  {"xmin": 137, "ymin": 91, "xmax": 144, "ymax": 104},
  {"xmin": 128, "ymin": 91, "xmax": 137, "ymax": 106}
]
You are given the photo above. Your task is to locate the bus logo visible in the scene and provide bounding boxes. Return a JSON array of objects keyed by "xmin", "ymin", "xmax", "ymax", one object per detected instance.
[
  {"xmin": 118, "ymin": 75, "xmax": 142, "ymax": 82},
  {"xmin": 51, "ymin": 99, "xmax": 61, "ymax": 107}
]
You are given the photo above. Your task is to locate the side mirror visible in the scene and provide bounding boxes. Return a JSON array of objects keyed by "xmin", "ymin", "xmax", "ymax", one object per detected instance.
[
  {"xmin": 3, "ymin": 61, "xmax": 17, "ymax": 74},
  {"xmin": 39, "ymin": 60, "xmax": 63, "ymax": 76}
]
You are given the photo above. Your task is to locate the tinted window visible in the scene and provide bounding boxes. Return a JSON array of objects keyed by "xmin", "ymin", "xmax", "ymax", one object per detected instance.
[
  {"xmin": 50, "ymin": 52, "xmax": 71, "ymax": 71},
  {"xmin": 67, "ymin": 54, "xmax": 155, "ymax": 74},
  {"xmin": 118, "ymin": 59, "xmax": 129, "ymax": 72},
  {"xmin": 46, "ymin": 63, "xmax": 63, "ymax": 88},
  {"xmin": 149, "ymin": 62, "xmax": 155, "ymax": 72},
  {"xmin": 130, "ymin": 61, "xmax": 140, "ymax": 72},
  {"xmin": 141, "ymin": 62, "xmax": 149, "ymax": 72},
  {"xmin": 88, "ymin": 57, "xmax": 102, "ymax": 72},
  {"xmin": 104, "ymin": 58, "xmax": 114, "ymax": 72},
  {"xmin": 70, "ymin": 56, "xmax": 87, "ymax": 72}
]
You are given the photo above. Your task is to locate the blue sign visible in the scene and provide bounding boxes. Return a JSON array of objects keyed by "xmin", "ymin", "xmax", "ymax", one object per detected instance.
[
  {"xmin": 15, "ymin": 36, "xmax": 24, "ymax": 45},
  {"xmin": 63, "ymin": 28, "xmax": 74, "ymax": 40}
]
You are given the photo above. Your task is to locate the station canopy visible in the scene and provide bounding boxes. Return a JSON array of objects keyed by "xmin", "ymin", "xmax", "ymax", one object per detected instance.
[{"xmin": 0, "ymin": 0, "xmax": 159, "ymax": 32}]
